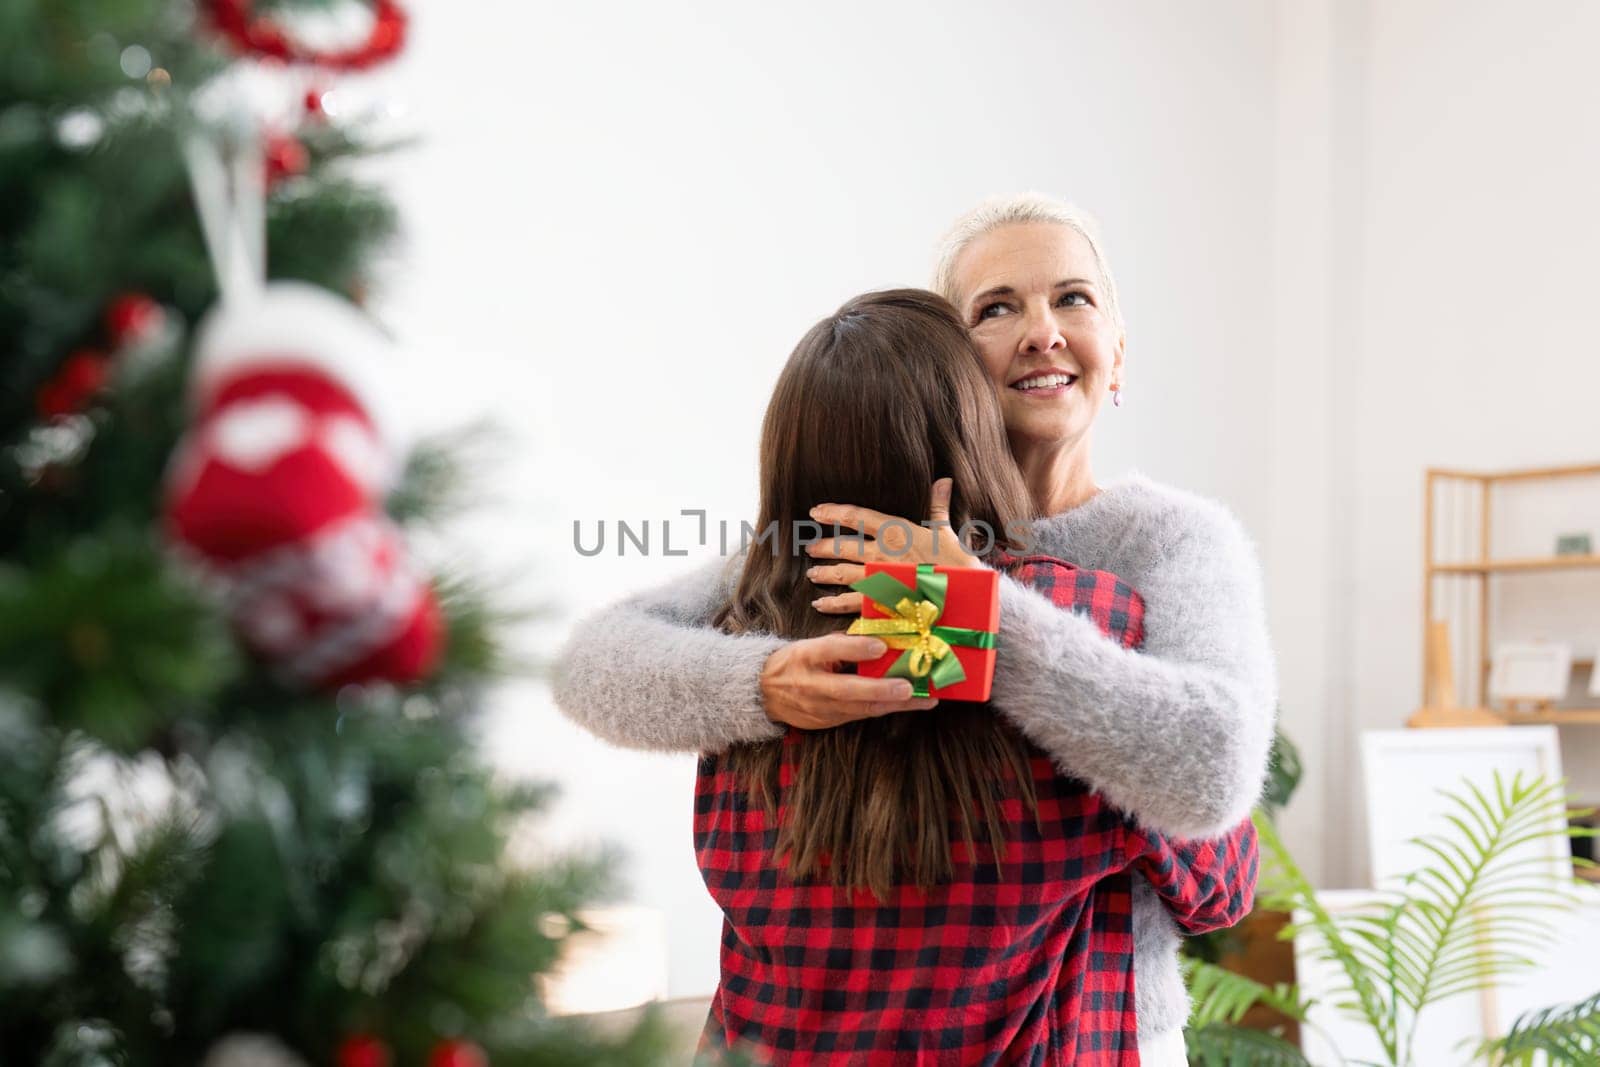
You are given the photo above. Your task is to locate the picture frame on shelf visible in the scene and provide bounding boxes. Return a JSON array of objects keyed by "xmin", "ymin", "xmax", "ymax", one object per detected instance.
[
  {"xmin": 1555, "ymin": 531, "xmax": 1593, "ymax": 556},
  {"xmin": 1361, "ymin": 727, "xmax": 1571, "ymax": 889},
  {"xmin": 1488, "ymin": 641, "xmax": 1573, "ymax": 707}
]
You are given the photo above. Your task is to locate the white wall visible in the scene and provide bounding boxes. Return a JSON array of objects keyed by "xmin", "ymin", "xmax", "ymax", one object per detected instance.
[
  {"xmin": 1256, "ymin": 0, "xmax": 1600, "ymax": 892},
  {"xmin": 1264, "ymin": 0, "xmax": 1342, "ymax": 893},
  {"xmin": 1330, "ymin": 0, "xmax": 1600, "ymax": 887}
]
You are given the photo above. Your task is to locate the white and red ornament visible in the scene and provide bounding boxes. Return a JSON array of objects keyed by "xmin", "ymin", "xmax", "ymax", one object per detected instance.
[
  {"xmin": 202, "ymin": 0, "xmax": 408, "ymax": 71},
  {"xmin": 164, "ymin": 282, "xmax": 442, "ymax": 690},
  {"xmin": 171, "ymin": 76, "xmax": 440, "ymax": 690}
]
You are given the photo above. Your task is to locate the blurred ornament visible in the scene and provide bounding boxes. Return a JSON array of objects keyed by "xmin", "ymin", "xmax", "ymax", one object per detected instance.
[
  {"xmin": 201, "ymin": 1033, "xmax": 310, "ymax": 1067},
  {"xmin": 183, "ymin": 281, "xmax": 406, "ymax": 485},
  {"xmin": 55, "ymin": 107, "xmax": 105, "ymax": 150},
  {"xmin": 304, "ymin": 85, "xmax": 328, "ymax": 118},
  {"xmin": 0, "ymin": 919, "xmax": 71, "ymax": 985},
  {"xmin": 427, "ymin": 1040, "xmax": 488, "ymax": 1067},
  {"xmin": 335, "ymin": 1034, "xmax": 391, "ymax": 1067},
  {"xmin": 167, "ymin": 374, "xmax": 380, "ymax": 560},
  {"xmin": 14, "ymin": 416, "xmax": 96, "ymax": 486},
  {"xmin": 202, "ymin": 0, "xmax": 408, "ymax": 71},
  {"xmin": 264, "ymin": 131, "xmax": 308, "ymax": 185},
  {"xmin": 163, "ymin": 282, "xmax": 443, "ymax": 689},
  {"xmin": 104, "ymin": 291, "xmax": 166, "ymax": 348},
  {"xmin": 35, "ymin": 349, "xmax": 111, "ymax": 420}
]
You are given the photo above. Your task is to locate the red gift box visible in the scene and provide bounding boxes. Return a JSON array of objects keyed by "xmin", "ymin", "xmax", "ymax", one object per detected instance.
[{"xmin": 847, "ymin": 562, "xmax": 1000, "ymax": 702}]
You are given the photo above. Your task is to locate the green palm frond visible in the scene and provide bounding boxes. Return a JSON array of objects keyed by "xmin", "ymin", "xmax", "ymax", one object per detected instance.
[
  {"xmin": 1184, "ymin": 1021, "xmax": 1312, "ymax": 1067},
  {"xmin": 1254, "ymin": 772, "xmax": 1587, "ymax": 1067},
  {"xmin": 1476, "ymin": 989, "xmax": 1600, "ymax": 1066},
  {"xmin": 1183, "ymin": 957, "xmax": 1312, "ymax": 1028},
  {"xmin": 1256, "ymin": 810, "xmax": 1401, "ymax": 1060},
  {"xmin": 1383, "ymin": 773, "xmax": 1578, "ymax": 1061}
]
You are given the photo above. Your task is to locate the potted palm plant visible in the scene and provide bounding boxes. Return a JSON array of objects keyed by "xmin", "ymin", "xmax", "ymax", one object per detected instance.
[{"xmin": 1184, "ymin": 771, "xmax": 1599, "ymax": 1066}]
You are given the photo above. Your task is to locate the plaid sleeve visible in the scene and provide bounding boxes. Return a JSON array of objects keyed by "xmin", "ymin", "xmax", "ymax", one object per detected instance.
[
  {"xmin": 1126, "ymin": 816, "xmax": 1259, "ymax": 934},
  {"xmin": 997, "ymin": 553, "xmax": 1146, "ymax": 649},
  {"xmin": 997, "ymin": 551, "xmax": 1259, "ymax": 933}
]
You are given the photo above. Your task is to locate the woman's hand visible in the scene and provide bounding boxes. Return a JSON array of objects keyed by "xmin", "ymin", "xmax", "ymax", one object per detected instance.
[
  {"xmin": 759, "ymin": 635, "xmax": 939, "ymax": 729},
  {"xmin": 760, "ymin": 479, "xmax": 976, "ymax": 730},
  {"xmin": 806, "ymin": 478, "xmax": 981, "ymax": 616}
]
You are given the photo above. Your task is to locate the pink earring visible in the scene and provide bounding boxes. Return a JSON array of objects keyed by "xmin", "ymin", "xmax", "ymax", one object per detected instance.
[{"xmin": 1112, "ymin": 386, "xmax": 1123, "ymax": 407}]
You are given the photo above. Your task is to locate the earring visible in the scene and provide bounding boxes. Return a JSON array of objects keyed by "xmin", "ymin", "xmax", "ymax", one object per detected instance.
[{"xmin": 1112, "ymin": 385, "xmax": 1123, "ymax": 407}]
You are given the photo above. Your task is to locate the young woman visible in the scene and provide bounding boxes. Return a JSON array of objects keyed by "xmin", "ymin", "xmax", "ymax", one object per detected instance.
[
  {"xmin": 553, "ymin": 195, "xmax": 1278, "ymax": 1064},
  {"xmin": 686, "ymin": 290, "xmax": 1254, "ymax": 1064}
]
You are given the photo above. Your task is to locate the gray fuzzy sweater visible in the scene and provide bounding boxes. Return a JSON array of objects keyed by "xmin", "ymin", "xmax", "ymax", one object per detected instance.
[{"xmin": 550, "ymin": 470, "xmax": 1279, "ymax": 1042}]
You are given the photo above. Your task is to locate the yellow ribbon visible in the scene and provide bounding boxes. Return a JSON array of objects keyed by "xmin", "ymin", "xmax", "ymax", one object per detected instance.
[{"xmin": 846, "ymin": 596, "xmax": 953, "ymax": 678}]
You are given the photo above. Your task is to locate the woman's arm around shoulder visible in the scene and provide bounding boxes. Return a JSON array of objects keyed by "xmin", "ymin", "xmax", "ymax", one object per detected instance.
[
  {"xmin": 993, "ymin": 482, "xmax": 1279, "ymax": 839},
  {"xmin": 550, "ymin": 552, "xmax": 788, "ymax": 753}
]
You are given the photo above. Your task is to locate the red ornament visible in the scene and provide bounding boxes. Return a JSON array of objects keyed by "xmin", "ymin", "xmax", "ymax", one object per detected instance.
[
  {"xmin": 164, "ymin": 365, "xmax": 444, "ymax": 689},
  {"xmin": 313, "ymin": 577, "xmax": 445, "ymax": 690},
  {"xmin": 36, "ymin": 348, "xmax": 111, "ymax": 420},
  {"xmin": 427, "ymin": 1040, "xmax": 488, "ymax": 1067},
  {"xmin": 264, "ymin": 132, "xmax": 309, "ymax": 185},
  {"xmin": 163, "ymin": 282, "xmax": 446, "ymax": 691},
  {"xmin": 167, "ymin": 365, "xmax": 380, "ymax": 563},
  {"xmin": 304, "ymin": 86, "xmax": 327, "ymax": 118},
  {"xmin": 202, "ymin": 0, "xmax": 408, "ymax": 71},
  {"xmin": 336, "ymin": 1034, "xmax": 391, "ymax": 1067},
  {"xmin": 104, "ymin": 292, "xmax": 165, "ymax": 348}
]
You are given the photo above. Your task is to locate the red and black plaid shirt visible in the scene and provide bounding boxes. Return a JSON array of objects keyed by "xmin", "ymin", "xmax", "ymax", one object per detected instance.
[{"xmin": 694, "ymin": 554, "xmax": 1258, "ymax": 1065}]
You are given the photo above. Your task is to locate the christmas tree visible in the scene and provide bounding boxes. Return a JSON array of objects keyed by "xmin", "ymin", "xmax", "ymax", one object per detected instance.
[{"xmin": 0, "ymin": 2, "xmax": 672, "ymax": 1063}]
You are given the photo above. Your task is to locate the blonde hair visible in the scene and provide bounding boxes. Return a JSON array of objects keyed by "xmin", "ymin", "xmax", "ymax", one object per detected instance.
[{"xmin": 931, "ymin": 192, "xmax": 1123, "ymax": 331}]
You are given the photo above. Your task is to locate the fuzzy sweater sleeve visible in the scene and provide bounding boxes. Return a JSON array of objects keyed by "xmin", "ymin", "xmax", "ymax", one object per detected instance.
[
  {"xmin": 549, "ymin": 552, "xmax": 788, "ymax": 753},
  {"xmin": 991, "ymin": 500, "xmax": 1278, "ymax": 840}
]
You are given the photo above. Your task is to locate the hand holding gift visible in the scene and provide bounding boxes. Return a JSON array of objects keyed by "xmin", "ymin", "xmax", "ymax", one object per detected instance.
[
  {"xmin": 806, "ymin": 477, "xmax": 984, "ymax": 615},
  {"xmin": 844, "ymin": 562, "xmax": 1001, "ymax": 701}
]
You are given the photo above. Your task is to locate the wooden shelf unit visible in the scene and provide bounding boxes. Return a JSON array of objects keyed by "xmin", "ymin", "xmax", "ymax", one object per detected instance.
[
  {"xmin": 1501, "ymin": 708, "xmax": 1600, "ymax": 726},
  {"xmin": 1434, "ymin": 554, "xmax": 1600, "ymax": 575},
  {"xmin": 1416, "ymin": 461, "xmax": 1600, "ymax": 727}
]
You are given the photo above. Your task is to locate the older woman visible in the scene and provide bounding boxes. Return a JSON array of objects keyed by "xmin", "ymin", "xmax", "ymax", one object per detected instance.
[{"xmin": 552, "ymin": 193, "xmax": 1278, "ymax": 1064}]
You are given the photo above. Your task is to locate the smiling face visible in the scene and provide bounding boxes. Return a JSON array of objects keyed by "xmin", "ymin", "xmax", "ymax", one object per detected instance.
[{"xmin": 950, "ymin": 222, "xmax": 1124, "ymax": 456}]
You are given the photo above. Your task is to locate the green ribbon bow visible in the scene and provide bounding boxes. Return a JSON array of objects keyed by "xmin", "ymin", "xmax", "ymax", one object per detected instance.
[{"xmin": 845, "ymin": 564, "xmax": 997, "ymax": 697}]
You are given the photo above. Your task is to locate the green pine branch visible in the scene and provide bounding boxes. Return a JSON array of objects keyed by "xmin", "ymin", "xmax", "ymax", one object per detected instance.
[{"xmin": 0, "ymin": 3, "xmax": 674, "ymax": 1062}]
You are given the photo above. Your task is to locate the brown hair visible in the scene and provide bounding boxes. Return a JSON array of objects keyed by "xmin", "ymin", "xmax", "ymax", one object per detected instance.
[{"xmin": 716, "ymin": 289, "xmax": 1040, "ymax": 900}]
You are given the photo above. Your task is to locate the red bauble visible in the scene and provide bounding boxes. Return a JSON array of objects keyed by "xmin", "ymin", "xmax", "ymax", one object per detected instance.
[
  {"xmin": 265, "ymin": 133, "xmax": 309, "ymax": 185},
  {"xmin": 304, "ymin": 86, "xmax": 327, "ymax": 117},
  {"xmin": 104, "ymin": 292, "xmax": 165, "ymax": 348},
  {"xmin": 212, "ymin": 513, "xmax": 445, "ymax": 690},
  {"xmin": 427, "ymin": 1040, "xmax": 488, "ymax": 1067},
  {"xmin": 164, "ymin": 368, "xmax": 443, "ymax": 690},
  {"xmin": 36, "ymin": 348, "xmax": 111, "ymax": 419},
  {"xmin": 166, "ymin": 365, "xmax": 383, "ymax": 563},
  {"xmin": 311, "ymin": 575, "xmax": 445, "ymax": 690},
  {"xmin": 336, "ymin": 1034, "xmax": 391, "ymax": 1067}
]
